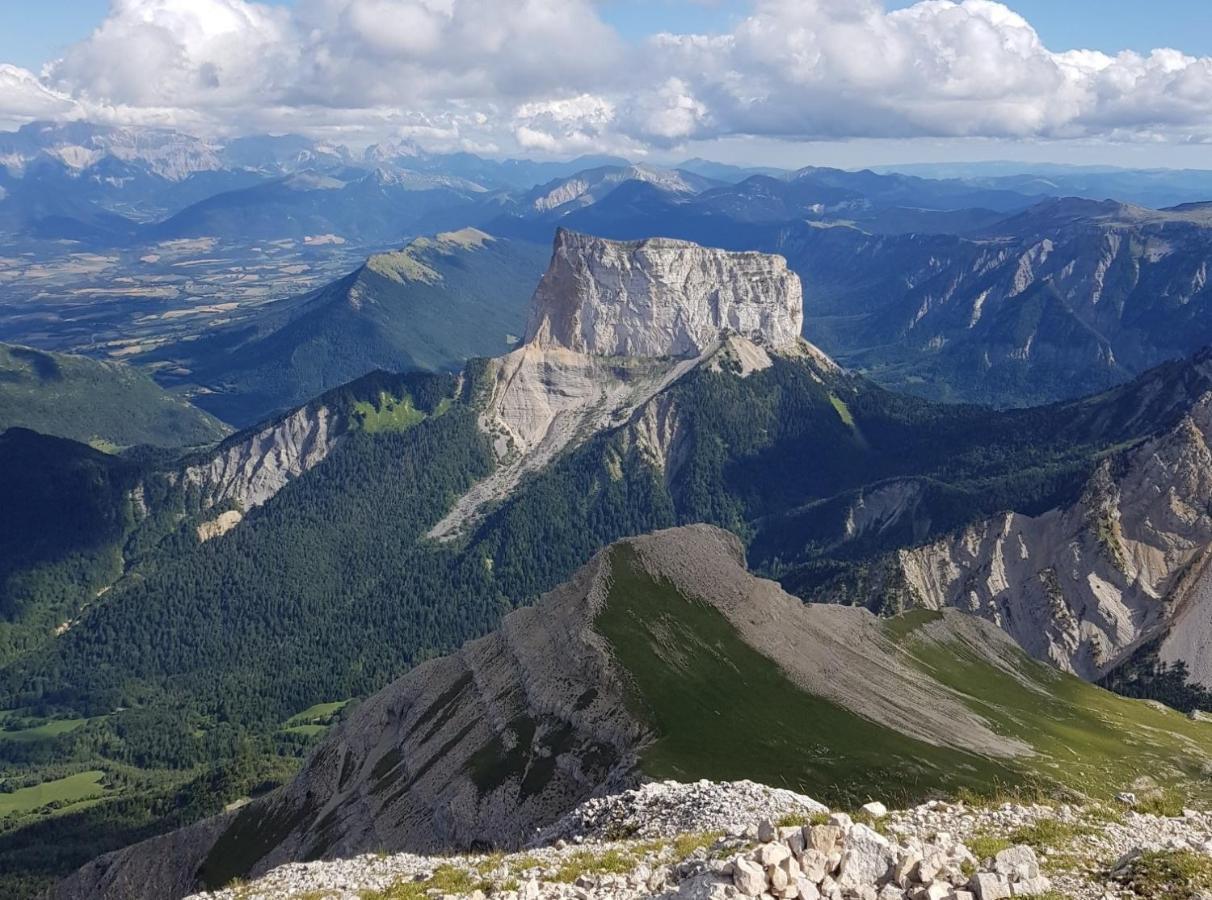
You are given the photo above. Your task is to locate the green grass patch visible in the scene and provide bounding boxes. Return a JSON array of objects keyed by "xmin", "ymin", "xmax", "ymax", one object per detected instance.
[
  {"xmin": 1135, "ymin": 789, "xmax": 1186, "ymax": 818},
  {"xmin": 353, "ymin": 391, "xmax": 427, "ymax": 434},
  {"xmin": 595, "ymin": 545, "xmax": 1021, "ymax": 808},
  {"xmin": 882, "ymin": 608, "xmax": 945, "ymax": 642},
  {"xmin": 1006, "ymin": 819, "xmax": 1096, "ymax": 851},
  {"xmin": 966, "ymin": 832, "xmax": 1013, "ymax": 860},
  {"xmin": 360, "ymin": 863, "xmax": 493, "ymax": 899},
  {"xmin": 0, "ymin": 716, "xmax": 93, "ymax": 743},
  {"xmin": 900, "ymin": 634, "xmax": 1212, "ymax": 802},
  {"xmin": 828, "ymin": 393, "xmax": 855, "ymax": 428},
  {"xmin": 283, "ymin": 701, "xmax": 349, "ymax": 728},
  {"xmin": 672, "ymin": 832, "xmax": 724, "ymax": 859},
  {"xmin": 552, "ymin": 848, "xmax": 640, "ymax": 883},
  {"xmin": 1114, "ymin": 850, "xmax": 1212, "ymax": 898},
  {"xmin": 0, "ymin": 771, "xmax": 107, "ymax": 817},
  {"xmin": 775, "ymin": 811, "xmax": 816, "ymax": 828}
]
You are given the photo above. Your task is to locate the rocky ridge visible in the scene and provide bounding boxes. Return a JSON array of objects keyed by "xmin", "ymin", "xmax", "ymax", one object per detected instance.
[
  {"xmin": 50, "ymin": 525, "xmax": 1069, "ymax": 900},
  {"xmin": 177, "ymin": 400, "xmax": 344, "ymax": 539},
  {"xmin": 181, "ymin": 779, "xmax": 1212, "ymax": 900},
  {"xmin": 56, "ymin": 522, "xmax": 1212, "ymax": 900}
]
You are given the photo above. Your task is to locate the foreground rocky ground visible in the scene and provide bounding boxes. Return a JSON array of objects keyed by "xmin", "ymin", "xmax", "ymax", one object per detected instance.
[{"xmin": 189, "ymin": 781, "xmax": 1212, "ymax": 900}]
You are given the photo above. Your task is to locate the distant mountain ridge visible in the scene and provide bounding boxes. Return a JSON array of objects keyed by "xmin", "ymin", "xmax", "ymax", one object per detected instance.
[
  {"xmin": 149, "ymin": 228, "xmax": 548, "ymax": 426},
  {"xmin": 0, "ymin": 343, "xmax": 228, "ymax": 449}
]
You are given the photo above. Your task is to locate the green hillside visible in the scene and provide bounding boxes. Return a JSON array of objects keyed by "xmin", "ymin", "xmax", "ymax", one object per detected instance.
[
  {"xmin": 0, "ymin": 344, "xmax": 228, "ymax": 449},
  {"xmin": 0, "ymin": 351, "xmax": 1179, "ymax": 761},
  {"xmin": 156, "ymin": 229, "xmax": 548, "ymax": 426},
  {"xmin": 599, "ymin": 545, "xmax": 1212, "ymax": 807},
  {"xmin": 0, "ymin": 429, "xmax": 142, "ymax": 667}
]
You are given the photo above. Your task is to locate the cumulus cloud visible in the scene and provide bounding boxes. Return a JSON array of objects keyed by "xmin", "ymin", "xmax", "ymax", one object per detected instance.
[
  {"xmin": 0, "ymin": 0, "xmax": 1210, "ymax": 154},
  {"xmin": 0, "ymin": 65, "xmax": 78, "ymax": 128}
]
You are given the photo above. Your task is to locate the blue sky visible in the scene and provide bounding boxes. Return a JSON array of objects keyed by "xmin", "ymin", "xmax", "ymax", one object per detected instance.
[
  {"xmin": 2, "ymin": 0, "xmax": 1211, "ymax": 166},
  {"xmin": 6, "ymin": 0, "xmax": 1212, "ymax": 70},
  {"xmin": 887, "ymin": 0, "xmax": 1212, "ymax": 56}
]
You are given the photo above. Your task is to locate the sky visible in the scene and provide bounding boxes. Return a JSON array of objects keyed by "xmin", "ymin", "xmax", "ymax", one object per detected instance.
[{"xmin": 1, "ymin": 0, "xmax": 1211, "ymax": 168}]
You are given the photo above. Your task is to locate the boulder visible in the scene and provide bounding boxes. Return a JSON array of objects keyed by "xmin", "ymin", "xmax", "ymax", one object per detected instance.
[
  {"xmin": 837, "ymin": 825, "xmax": 895, "ymax": 890},
  {"xmin": 970, "ymin": 873, "xmax": 1011, "ymax": 900},
  {"xmin": 800, "ymin": 849, "xmax": 829, "ymax": 882},
  {"xmin": 1009, "ymin": 876, "xmax": 1051, "ymax": 896},
  {"xmin": 733, "ymin": 857, "xmax": 768, "ymax": 897},
  {"xmin": 757, "ymin": 843, "xmax": 793, "ymax": 867},
  {"xmin": 807, "ymin": 825, "xmax": 844, "ymax": 854},
  {"xmin": 993, "ymin": 846, "xmax": 1039, "ymax": 881}
]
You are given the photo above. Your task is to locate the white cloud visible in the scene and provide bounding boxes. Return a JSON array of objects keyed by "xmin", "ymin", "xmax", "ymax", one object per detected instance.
[
  {"xmin": 0, "ymin": 0, "xmax": 1210, "ymax": 155},
  {"xmin": 0, "ymin": 65, "xmax": 78, "ymax": 128},
  {"xmin": 48, "ymin": 0, "xmax": 296, "ymax": 111},
  {"xmin": 673, "ymin": 0, "xmax": 1212, "ymax": 144}
]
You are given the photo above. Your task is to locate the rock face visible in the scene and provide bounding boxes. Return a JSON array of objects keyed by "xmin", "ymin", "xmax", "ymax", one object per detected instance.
[
  {"xmin": 845, "ymin": 392, "xmax": 1212, "ymax": 685},
  {"xmin": 526, "ymin": 230, "xmax": 803, "ymax": 358},
  {"xmin": 771, "ymin": 199, "xmax": 1212, "ymax": 405},
  {"xmin": 177, "ymin": 401, "xmax": 343, "ymax": 516}
]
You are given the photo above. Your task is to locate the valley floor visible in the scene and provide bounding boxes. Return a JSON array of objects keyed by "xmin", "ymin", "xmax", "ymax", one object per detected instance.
[{"xmin": 187, "ymin": 780, "xmax": 1212, "ymax": 900}]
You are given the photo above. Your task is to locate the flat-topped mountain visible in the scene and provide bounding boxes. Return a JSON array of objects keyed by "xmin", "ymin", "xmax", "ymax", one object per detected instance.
[
  {"xmin": 432, "ymin": 230, "xmax": 813, "ymax": 538},
  {"xmin": 525, "ymin": 229, "xmax": 804, "ymax": 357}
]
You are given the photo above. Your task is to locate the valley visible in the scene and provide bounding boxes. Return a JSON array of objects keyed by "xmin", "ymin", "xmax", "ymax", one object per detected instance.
[
  {"xmin": 0, "ymin": 235, "xmax": 383, "ymax": 363},
  {"xmin": 2, "ymin": 117, "xmax": 1212, "ymax": 900}
]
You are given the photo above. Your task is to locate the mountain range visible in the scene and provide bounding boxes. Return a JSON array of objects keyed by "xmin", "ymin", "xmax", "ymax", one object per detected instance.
[
  {"xmin": 5, "ymin": 116, "xmax": 1212, "ymax": 899},
  {"xmin": 6, "ymin": 118, "xmax": 1212, "ymax": 412},
  {"xmin": 5, "ymin": 232, "xmax": 1212, "ymax": 895},
  {"xmin": 145, "ymin": 228, "xmax": 548, "ymax": 425}
]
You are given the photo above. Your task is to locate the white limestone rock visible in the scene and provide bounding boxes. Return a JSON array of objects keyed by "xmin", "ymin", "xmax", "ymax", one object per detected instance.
[
  {"xmin": 526, "ymin": 230, "xmax": 804, "ymax": 358},
  {"xmin": 992, "ymin": 846, "xmax": 1039, "ymax": 881},
  {"xmin": 836, "ymin": 825, "xmax": 895, "ymax": 891},
  {"xmin": 733, "ymin": 857, "xmax": 768, "ymax": 897}
]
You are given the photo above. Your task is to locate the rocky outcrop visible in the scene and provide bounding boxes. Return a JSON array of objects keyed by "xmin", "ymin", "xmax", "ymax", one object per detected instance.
[
  {"xmin": 526, "ymin": 230, "xmax": 803, "ymax": 358},
  {"xmin": 850, "ymin": 393, "xmax": 1212, "ymax": 684},
  {"xmin": 428, "ymin": 343, "xmax": 703, "ymax": 539},
  {"xmin": 431, "ymin": 231, "xmax": 811, "ymax": 538},
  {"xmin": 176, "ymin": 402, "xmax": 344, "ymax": 535},
  {"xmin": 180, "ymin": 790, "xmax": 1212, "ymax": 900}
]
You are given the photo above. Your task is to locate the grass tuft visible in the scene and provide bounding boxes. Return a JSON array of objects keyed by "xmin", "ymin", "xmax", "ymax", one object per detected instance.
[
  {"xmin": 551, "ymin": 849, "xmax": 637, "ymax": 883},
  {"xmin": 1114, "ymin": 850, "xmax": 1212, "ymax": 898},
  {"xmin": 966, "ymin": 832, "xmax": 1012, "ymax": 861}
]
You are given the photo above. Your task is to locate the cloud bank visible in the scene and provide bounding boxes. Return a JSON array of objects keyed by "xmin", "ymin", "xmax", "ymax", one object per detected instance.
[{"xmin": 1, "ymin": 0, "xmax": 1210, "ymax": 155}]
